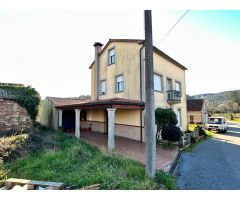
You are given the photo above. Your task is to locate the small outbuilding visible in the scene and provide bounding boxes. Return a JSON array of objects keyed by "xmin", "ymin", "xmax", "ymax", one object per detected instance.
[{"xmin": 187, "ymin": 99, "xmax": 208, "ymax": 124}]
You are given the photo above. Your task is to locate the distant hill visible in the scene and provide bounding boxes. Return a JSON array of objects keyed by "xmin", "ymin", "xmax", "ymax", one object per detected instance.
[{"xmin": 190, "ymin": 90, "xmax": 240, "ymax": 113}]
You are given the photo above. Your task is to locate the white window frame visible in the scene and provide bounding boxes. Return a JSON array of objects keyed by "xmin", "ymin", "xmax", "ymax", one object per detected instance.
[
  {"xmin": 116, "ymin": 75, "xmax": 124, "ymax": 92},
  {"xmin": 175, "ymin": 81, "xmax": 181, "ymax": 92},
  {"xmin": 166, "ymin": 78, "xmax": 173, "ymax": 91},
  {"xmin": 154, "ymin": 73, "xmax": 163, "ymax": 92},
  {"xmin": 177, "ymin": 108, "xmax": 182, "ymax": 127},
  {"xmin": 100, "ymin": 80, "xmax": 106, "ymax": 95},
  {"xmin": 108, "ymin": 48, "xmax": 115, "ymax": 65}
]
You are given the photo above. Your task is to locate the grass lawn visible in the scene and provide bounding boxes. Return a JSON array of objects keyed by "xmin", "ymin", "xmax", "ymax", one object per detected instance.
[
  {"xmin": 228, "ymin": 119, "xmax": 240, "ymax": 123},
  {"xmin": 0, "ymin": 128, "xmax": 176, "ymax": 190}
]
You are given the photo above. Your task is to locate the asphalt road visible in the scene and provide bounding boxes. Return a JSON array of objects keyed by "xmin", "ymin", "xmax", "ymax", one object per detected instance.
[{"xmin": 177, "ymin": 122, "xmax": 240, "ymax": 190}]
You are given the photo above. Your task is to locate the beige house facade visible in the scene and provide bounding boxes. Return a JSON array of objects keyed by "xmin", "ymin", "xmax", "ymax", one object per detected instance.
[
  {"xmin": 87, "ymin": 39, "xmax": 187, "ymax": 142},
  {"xmin": 38, "ymin": 39, "xmax": 188, "ymax": 150}
]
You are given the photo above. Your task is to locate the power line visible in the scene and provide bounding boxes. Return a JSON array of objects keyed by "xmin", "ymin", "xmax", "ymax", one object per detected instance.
[{"xmin": 159, "ymin": 10, "xmax": 190, "ymax": 43}]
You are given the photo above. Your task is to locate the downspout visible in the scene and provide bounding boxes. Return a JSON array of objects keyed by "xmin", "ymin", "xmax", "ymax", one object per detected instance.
[{"xmin": 140, "ymin": 44, "xmax": 144, "ymax": 142}]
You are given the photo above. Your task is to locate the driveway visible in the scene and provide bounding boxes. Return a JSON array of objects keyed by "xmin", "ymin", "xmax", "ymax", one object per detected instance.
[{"xmin": 177, "ymin": 122, "xmax": 240, "ymax": 189}]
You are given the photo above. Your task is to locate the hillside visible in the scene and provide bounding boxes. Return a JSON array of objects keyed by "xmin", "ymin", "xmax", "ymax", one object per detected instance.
[{"xmin": 190, "ymin": 90, "xmax": 240, "ymax": 113}]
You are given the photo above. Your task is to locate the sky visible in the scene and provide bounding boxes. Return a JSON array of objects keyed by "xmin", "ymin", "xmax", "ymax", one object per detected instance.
[{"xmin": 0, "ymin": 10, "xmax": 239, "ymax": 99}]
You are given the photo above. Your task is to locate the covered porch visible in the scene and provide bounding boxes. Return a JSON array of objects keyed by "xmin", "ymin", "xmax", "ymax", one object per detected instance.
[{"xmin": 56, "ymin": 98, "xmax": 145, "ymax": 151}]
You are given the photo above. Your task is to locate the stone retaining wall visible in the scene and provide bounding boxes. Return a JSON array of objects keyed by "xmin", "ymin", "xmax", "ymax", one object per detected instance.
[{"xmin": 0, "ymin": 98, "xmax": 32, "ymax": 134}]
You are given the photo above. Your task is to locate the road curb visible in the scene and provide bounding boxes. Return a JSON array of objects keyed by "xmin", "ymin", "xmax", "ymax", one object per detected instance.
[{"xmin": 169, "ymin": 148, "xmax": 183, "ymax": 175}]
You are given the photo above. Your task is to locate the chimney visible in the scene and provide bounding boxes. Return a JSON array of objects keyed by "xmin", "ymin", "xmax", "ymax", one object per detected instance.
[{"xmin": 93, "ymin": 42, "xmax": 103, "ymax": 100}]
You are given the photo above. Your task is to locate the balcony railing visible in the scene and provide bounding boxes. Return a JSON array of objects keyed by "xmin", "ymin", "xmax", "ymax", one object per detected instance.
[{"xmin": 167, "ymin": 90, "xmax": 182, "ymax": 104}]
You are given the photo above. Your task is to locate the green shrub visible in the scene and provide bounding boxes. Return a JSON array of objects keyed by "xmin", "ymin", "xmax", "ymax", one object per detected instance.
[
  {"xmin": 0, "ymin": 84, "xmax": 41, "ymax": 122},
  {"xmin": 155, "ymin": 108, "xmax": 178, "ymax": 131},
  {"xmin": 161, "ymin": 124, "xmax": 182, "ymax": 142},
  {"xmin": 0, "ymin": 134, "xmax": 28, "ymax": 163},
  {"xmin": 229, "ymin": 113, "xmax": 234, "ymax": 120},
  {"xmin": 197, "ymin": 126, "xmax": 207, "ymax": 136},
  {"xmin": 155, "ymin": 108, "xmax": 178, "ymax": 143}
]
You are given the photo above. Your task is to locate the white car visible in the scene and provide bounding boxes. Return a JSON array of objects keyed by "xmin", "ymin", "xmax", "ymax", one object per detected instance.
[{"xmin": 205, "ymin": 117, "xmax": 228, "ymax": 133}]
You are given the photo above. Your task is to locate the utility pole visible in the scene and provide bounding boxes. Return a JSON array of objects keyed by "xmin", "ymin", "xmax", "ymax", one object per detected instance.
[{"xmin": 144, "ymin": 10, "xmax": 156, "ymax": 177}]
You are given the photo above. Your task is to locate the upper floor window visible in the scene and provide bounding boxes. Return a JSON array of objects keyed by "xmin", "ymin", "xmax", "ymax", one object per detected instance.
[
  {"xmin": 175, "ymin": 81, "xmax": 181, "ymax": 92},
  {"xmin": 108, "ymin": 48, "xmax": 115, "ymax": 65},
  {"xmin": 100, "ymin": 80, "xmax": 106, "ymax": 95},
  {"xmin": 154, "ymin": 74, "xmax": 163, "ymax": 92},
  {"xmin": 116, "ymin": 75, "xmax": 124, "ymax": 92},
  {"xmin": 166, "ymin": 78, "xmax": 172, "ymax": 91}
]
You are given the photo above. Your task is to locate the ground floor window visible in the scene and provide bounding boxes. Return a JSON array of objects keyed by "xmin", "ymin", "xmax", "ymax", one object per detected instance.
[{"xmin": 177, "ymin": 109, "xmax": 182, "ymax": 126}]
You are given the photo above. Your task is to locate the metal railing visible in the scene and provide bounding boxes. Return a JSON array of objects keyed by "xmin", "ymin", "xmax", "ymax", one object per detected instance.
[{"xmin": 167, "ymin": 90, "xmax": 181, "ymax": 103}]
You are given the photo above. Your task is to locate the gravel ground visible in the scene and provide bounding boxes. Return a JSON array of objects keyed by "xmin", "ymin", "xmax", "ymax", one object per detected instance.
[{"xmin": 177, "ymin": 122, "xmax": 240, "ymax": 190}]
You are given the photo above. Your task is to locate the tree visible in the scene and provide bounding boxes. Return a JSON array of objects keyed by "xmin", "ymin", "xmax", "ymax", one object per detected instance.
[{"xmin": 155, "ymin": 108, "xmax": 178, "ymax": 131}]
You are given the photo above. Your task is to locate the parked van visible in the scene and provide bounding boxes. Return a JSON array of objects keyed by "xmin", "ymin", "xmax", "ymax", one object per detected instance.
[{"xmin": 205, "ymin": 117, "xmax": 228, "ymax": 133}]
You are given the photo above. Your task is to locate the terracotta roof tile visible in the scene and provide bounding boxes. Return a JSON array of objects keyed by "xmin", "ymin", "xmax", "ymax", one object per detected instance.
[
  {"xmin": 47, "ymin": 97, "xmax": 91, "ymax": 107},
  {"xmin": 54, "ymin": 97, "xmax": 144, "ymax": 108},
  {"xmin": 82, "ymin": 97, "xmax": 144, "ymax": 106}
]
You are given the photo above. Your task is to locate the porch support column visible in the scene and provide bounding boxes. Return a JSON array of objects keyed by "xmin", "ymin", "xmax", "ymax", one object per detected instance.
[
  {"xmin": 107, "ymin": 108, "xmax": 116, "ymax": 151},
  {"xmin": 58, "ymin": 109, "xmax": 63, "ymax": 128},
  {"xmin": 75, "ymin": 109, "xmax": 81, "ymax": 139}
]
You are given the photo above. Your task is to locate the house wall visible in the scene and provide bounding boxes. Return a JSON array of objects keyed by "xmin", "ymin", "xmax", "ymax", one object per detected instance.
[
  {"xmin": 187, "ymin": 111, "xmax": 202, "ymax": 124},
  {"xmin": 152, "ymin": 51, "xmax": 188, "ymax": 131},
  {"xmin": 0, "ymin": 98, "xmax": 32, "ymax": 134},
  {"xmin": 91, "ymin": 42, "xmax": 141, "ymax": 101},
  {"xmin": 91, "ymin": 41, "xmax": 188, "ymax": 132},
  {"xmin": 37, "ymin": 98, "xmax": 58, "ymax": 130}
]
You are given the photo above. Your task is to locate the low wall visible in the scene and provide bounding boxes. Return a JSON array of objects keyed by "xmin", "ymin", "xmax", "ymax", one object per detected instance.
[
  {"xmin": 81, "ymin": 120, "xmax": 106, "ymax": 133},
  {"xmin": 81, "ymin": 120, "xmax": 142, "ymax": 141}
]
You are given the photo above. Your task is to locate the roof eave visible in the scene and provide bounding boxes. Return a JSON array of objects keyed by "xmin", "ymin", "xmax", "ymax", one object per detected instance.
[{"xmin": 88, "ymin": 39, "xmax": 187, "ymax": 71}]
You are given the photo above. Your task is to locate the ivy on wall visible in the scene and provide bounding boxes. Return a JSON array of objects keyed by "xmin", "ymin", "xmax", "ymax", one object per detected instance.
[{"xmin": 0, "ymin": 84, "xmax": 41, "ymax": 122}]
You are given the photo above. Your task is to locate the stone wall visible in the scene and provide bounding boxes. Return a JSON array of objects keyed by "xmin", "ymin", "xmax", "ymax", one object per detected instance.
[{"xmin": 0, "ymin": 98, "xmax": 32, "ymax": 133}]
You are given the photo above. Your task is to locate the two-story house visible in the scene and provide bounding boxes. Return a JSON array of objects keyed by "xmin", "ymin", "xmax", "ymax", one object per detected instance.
[{"xmin": 38, "ymin": 39, "xmax": 187, "ymax": 151}]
